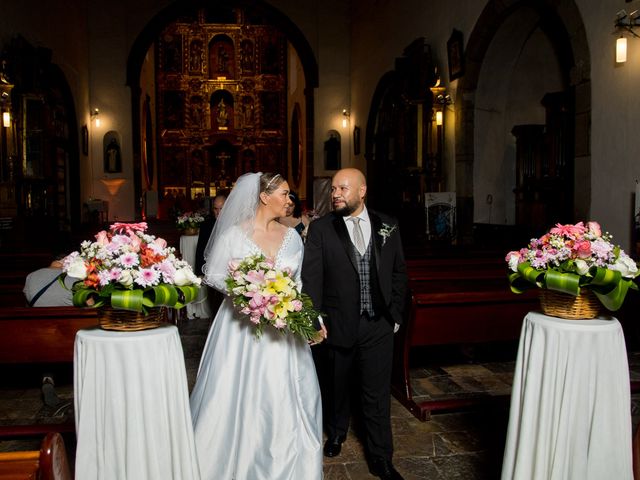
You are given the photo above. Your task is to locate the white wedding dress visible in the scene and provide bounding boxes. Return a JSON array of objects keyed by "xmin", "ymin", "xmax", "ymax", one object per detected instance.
[{"xmin": 190, "ymin": 226, "xmax": 323, "ymax": 480}]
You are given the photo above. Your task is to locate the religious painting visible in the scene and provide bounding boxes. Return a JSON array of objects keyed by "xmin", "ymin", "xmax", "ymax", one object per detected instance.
[
  {"xmin": 162, "ymin": 91, "xmax": 185, "ymax": 129},
  {"xmin": 324, "ymin": 130, "xmax": 341, "ymax": 171},
  {"xmin": 240, "ymin": 95, "xmax": 255, "ymax": 127},
  {"xmin": 189, "ymin": 95, "xmax": 204, "ymax": 129},
  {"xmin": 353, "ymin": 126, "xmax": 361, "ymax": 156},
  {"xmin": 260, "ymin": 92, "xmax": 281, "ymax": 130},
  {"xmin": 162, "ymin": 34, "xmax": 183, "ymax": 73},
  {"xmin": 240, "ymin": 39, "xmax": 254, "ymax": 74},
  {"xmin": 447, "ymin": 29, "xmax": 465, "ymax": 81},
  {"xmin": 189, "ymin": 39, "xmax": 203, "ymax": 74},
  {"xmin": 261, "ymin": 35, "xmax": 283, "ymax": 74},
  {"xmin": 81, "ymin": 125, "xmax": 88, "ymax": 156}
]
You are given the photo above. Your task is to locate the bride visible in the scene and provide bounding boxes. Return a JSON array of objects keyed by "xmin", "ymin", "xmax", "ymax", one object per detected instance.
[{"xmin": 190, "ymin": 172, "xmax": 325, "ymax": 479}]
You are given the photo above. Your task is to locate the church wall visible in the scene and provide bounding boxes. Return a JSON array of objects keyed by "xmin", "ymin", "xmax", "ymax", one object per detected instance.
[
  {"xmin": 350, "ymin": 0, "xmax": 640, "ymax": 251},
  {"xmin": 0, "ymin": 0, "xmax": 92, "ymax": 221}
]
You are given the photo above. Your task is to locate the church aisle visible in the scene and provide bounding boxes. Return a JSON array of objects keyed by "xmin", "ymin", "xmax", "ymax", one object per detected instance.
[{"xmin": 1, "ymin": 316, "xmax": 638, "ymax": 479}]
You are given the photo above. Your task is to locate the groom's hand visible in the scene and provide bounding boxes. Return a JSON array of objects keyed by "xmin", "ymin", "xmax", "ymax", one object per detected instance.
[{"xmin": 309, "ymin": 323, "xmax": 327, "ymax": 345}]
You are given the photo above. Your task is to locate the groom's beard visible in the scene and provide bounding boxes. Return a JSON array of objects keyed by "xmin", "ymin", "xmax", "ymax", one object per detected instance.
[{"xmin": 333, "ymin": 200, "xmax": 358, "ymax": 217}]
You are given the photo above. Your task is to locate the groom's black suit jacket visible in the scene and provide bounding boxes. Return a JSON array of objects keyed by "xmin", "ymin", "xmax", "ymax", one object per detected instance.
[{"xmin": 302, "ymin": 209, "xmax": 408, "ymax": 348}]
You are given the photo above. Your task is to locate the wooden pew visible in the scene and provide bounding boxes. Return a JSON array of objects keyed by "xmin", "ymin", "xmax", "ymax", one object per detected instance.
[
  {"xmin": 391, "ymin": 257, "xmax": 540, "ymax": 420},
  {"xmin": 0, "ymin": 432, "xmax": 72, "ymax": 480},
  {"xmin": 0, "ymin": 307, "xmax": 98, "ymax": 364}
]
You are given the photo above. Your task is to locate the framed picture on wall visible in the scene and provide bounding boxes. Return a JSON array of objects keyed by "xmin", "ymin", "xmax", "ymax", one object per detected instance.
[
  {"xmin": 81, "ymin": 125, "xmax": 88, "ymax": 156},
  {"xmin": 447, "ymin": 29, "xmax": 465, "ymax": 81}
]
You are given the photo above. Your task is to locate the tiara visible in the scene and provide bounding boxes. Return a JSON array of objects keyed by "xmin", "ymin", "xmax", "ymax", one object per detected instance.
[{"xmin": 265, "ymin": 173, "xmax": 281, "ymax": 190}]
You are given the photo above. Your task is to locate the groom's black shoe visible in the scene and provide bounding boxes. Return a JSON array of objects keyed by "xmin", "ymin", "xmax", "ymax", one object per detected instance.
[
  {"xmin": 323, "ymin": 435, "xmax": 346, "ymax": 457},
  {"xmin": 369, "ymin": 456, "xmax": 404, "ymax": 480}
]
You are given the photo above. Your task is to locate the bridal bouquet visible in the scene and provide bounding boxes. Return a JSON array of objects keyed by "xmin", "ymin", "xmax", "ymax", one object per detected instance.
[
  {"xmin": 226, "ymin": 253, "xmax": 321, "ymax": 341},
  {"xmin": 506, "ymin": 221, "xmax": 638, "ymax": 311},
  {"xmin": 62, "ymin": 222, "xmax": 201, "ymax": 313}
]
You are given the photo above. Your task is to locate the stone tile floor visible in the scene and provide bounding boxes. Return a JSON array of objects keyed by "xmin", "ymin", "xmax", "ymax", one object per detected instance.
[{"xmin": 1, "ymin": 316, "xmax": 639, "ymax": 479}]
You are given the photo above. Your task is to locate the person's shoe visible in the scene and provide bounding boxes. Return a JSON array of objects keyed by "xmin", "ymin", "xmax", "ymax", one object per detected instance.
[
  {"xmin": 369, "ymin": 456, "xmax": 404, "ymax": 480},
  {"xmin": 323, "ymin": 435, "xmax": 346, "ymax": 457}
]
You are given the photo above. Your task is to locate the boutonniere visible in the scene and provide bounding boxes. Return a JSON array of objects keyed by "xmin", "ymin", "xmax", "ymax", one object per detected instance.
[{"xmin": 378, "ymin": 223, "xmax": 397, "ymax": 245}]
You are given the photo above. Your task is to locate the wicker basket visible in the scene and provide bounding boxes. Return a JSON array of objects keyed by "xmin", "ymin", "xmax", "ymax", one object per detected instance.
[
  {"xmin": 182, "ymin": 227, "xmax": 199, "ymax": 236},
  {"xmin": 98, "ymin": 307, "xmax": 165, "ymax": 331},
  {"xmin": 539, "ymin": 289, "xmax": 601, "ymax": 320}
]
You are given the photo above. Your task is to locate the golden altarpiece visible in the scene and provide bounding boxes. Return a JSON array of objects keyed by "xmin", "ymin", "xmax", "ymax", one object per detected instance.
[{"xmin": 155, "ymin": 10, "xmax": 287, "ymax": 207}]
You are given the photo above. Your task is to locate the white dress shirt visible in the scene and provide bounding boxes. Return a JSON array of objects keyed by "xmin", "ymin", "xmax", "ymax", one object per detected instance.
[{"xmin": 342, "ymin": 206, "xmax": 372, "ymax": 250}]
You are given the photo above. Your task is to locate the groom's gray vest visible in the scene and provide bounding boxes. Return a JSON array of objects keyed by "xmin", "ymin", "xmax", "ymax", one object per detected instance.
[{"xmin": 353, "ymin": 239, "xmax": 375, "ymax": 316}]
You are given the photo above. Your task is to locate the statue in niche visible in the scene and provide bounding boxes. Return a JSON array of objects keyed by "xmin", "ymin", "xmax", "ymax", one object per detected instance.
[
  {"xmin": 217, "ymin": 45, "xmax": 229, "ymax": 74},
  {"xmin": 216, "ymin": 98, "xmax": 229, "ymax": 127},
  {"xmin": 324, "ymin": 133, "xmax": 341, "ymax": 170},
  {"xmin": 105, "ymin": 138, "xmax": 122, "ymax": 173}
]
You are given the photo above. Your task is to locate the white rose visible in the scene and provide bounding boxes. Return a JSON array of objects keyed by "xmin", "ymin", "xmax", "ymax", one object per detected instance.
[
  {"xmin": 610, "ymin": 254, "xmax": 638, "ymax": 278},
  {"xmin": 119, "ymin": 270, "xmax": 134, "ymax": 287},
  {"xmin": 173, "ymin": 267, "xmax": 193, "ymax": 286},
  {"xmin": 507, "ymin": 255, "xmax": 520, "ymax": 272},
  {"xmin": 574, "ymin": 259, "xmax": 589, "ymax": 275},
  {"xmin": 65, "ymin": 257, "xmax": 88, "ymax": 279}
]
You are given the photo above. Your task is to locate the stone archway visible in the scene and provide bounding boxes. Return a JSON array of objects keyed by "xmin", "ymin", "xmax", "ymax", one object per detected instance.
[{"xmin": 454, "ymin": 0, "xmax": 591, "ymax": 243}]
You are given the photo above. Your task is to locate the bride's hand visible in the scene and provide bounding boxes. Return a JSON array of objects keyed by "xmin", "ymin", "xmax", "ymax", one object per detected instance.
[{"xmin": 309, "ymin": 323, "xmax": 327, "ymax": 345}]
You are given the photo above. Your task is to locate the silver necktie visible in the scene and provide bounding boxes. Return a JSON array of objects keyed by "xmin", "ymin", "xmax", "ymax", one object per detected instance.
[{"xmin": 350, "ymin": 217, "xmax": 365, "ymax": 255}]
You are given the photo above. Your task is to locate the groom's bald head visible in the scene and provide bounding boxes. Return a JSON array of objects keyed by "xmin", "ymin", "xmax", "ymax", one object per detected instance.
[{"xmin": 331, "ymin": 168, "xmax": 367, "ymax": 217}]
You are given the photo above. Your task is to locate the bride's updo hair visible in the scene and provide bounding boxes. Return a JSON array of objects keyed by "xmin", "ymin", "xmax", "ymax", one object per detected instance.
[{"xmin": 260, "ymin": 172, "xmax": 285, "ymax": 195}]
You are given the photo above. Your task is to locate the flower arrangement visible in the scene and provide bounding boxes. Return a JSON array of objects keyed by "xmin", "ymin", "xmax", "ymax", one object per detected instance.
[
  {"xmin": 506, "ymin": 221, "xmax": 639, "ymax": 311},
  {"xmin": 62, "ymin": 222, "xmax": 201, "ymax": 313},
  {"xmin": 378, "ymin": 223, "xmax": 397, "ymax": 246},
  {"xmin": 226, "ymin": 253, "xmax": 321, "ymax": 341},
  {"xmin": 176, "ymin": 211, "xmax": 205, "ymax": 230}
]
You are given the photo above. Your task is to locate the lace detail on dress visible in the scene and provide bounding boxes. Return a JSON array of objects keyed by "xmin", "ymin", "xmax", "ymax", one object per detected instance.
[
  {"xmin": 274, "ymin": 228, "xmax": 294, "ymax": 267},
  {"xmin": 244, "ymin": 228, "xmax": 295, "ymax": 267}
]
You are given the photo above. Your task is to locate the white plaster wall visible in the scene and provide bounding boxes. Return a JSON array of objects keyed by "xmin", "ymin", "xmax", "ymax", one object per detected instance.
[
  {"xmin": 474, "ymin": 10, "xmax": 563, "ymax": 226},
  {"xmin": 348, "ymin": 0, "xmax": 640, "ymax": 250}
]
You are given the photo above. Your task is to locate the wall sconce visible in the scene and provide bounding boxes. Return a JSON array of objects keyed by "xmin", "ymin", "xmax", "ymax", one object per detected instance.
[
  {"xmin": 2, "ymin": 111, "xmax": 10, "ymax": 128},
  {"xmin": 342, "ymin": 109, "xmax": 349, "ymax": 128},
  {"xmin": 91, "ymin": 108, "xmax": 101, "ymax": 127},
  {"xmin": 615, "ymin": 10, "xmax": 640, "ymax": 63},
  {"xmin": 432, "ymin": 90, "xmax": 452, "ymax": 127}
]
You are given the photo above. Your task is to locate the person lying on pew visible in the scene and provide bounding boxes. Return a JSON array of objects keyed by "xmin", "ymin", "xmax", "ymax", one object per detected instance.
[{"xmin": 23, "ymin": 254, "xmax": 79, "ymax": 307}]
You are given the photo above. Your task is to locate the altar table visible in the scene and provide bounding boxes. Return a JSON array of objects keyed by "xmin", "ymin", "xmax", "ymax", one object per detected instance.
[
  {"xmin": 179, "ymin": 234, "xmax": 211, "ymax": 319},
  {"xmin": 501, "ymin": 311, "xmax": 632, "ymax": 480},
  {"xmin": 74, "ymin": 325, "xmax": 201, "ymax": 479}
]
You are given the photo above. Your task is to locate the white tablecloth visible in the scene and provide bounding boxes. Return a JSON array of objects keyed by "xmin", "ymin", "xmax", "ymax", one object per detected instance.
[
  {"xmin": 179, "ymin": 234, "xmax": 211, "ymax": 319},
  {"xmin": 74, "ymin": 325, "xmax": 201, "ymax": 479},
  {"xmin": 501, "ymin": 311, "xmax": 632, "ymax": 480}
]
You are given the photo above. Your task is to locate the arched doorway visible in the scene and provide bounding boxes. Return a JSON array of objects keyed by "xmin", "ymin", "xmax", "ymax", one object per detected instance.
[
  {"xmin": 126, "ymin": 1, "xmax": 318, "ymax": 219},
  {"xmin": 456, "ymin": 0, "xmax": 590, "ymax": 244}
]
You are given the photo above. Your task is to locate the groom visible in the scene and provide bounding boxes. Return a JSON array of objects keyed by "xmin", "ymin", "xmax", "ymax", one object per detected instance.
[{"xmin": 302, "ymin": 168, "xmax": 407, "ymax": 480}]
